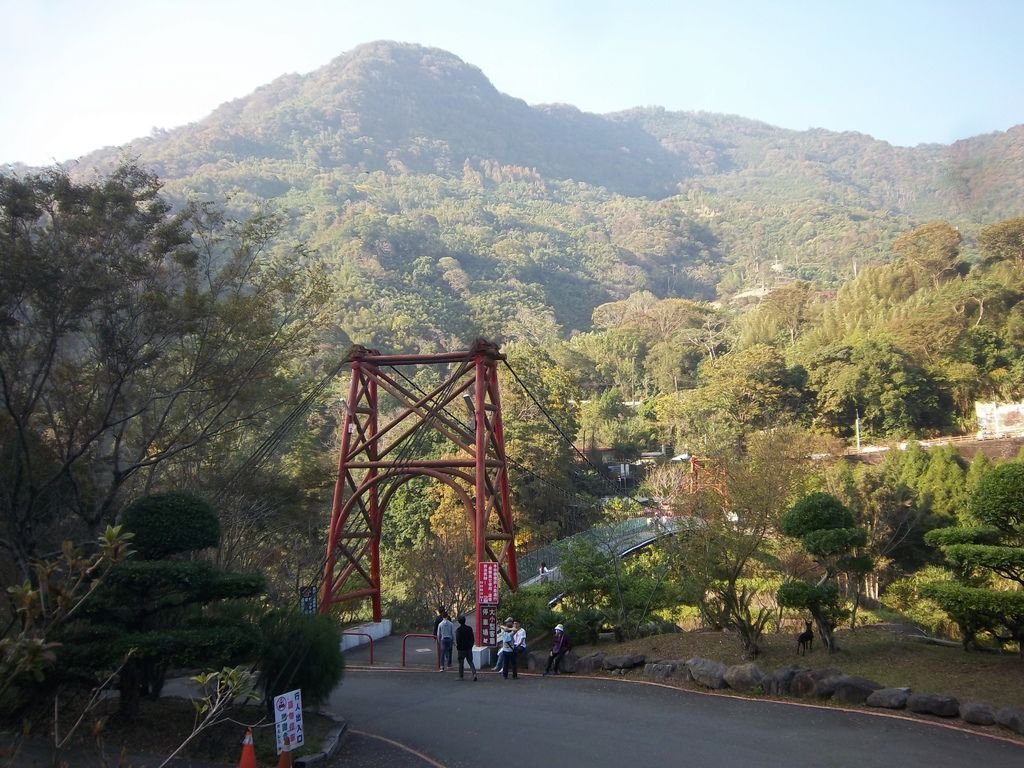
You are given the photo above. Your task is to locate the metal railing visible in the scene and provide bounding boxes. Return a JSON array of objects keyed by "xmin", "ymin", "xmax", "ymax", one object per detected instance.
[
  {"xmin": 401, "ymin": 633, "xmax": 440, "ymax": 668},
  {"xmin": 341, "ymin": 631, "xmax": 374, "ymax": 665},
  {"xmin": 518, "ymin": 516, "xmax": 685, "ymax": 584}
]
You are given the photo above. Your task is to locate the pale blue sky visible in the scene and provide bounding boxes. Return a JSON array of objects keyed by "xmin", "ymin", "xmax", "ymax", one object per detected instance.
[{"xmin": 2, "ymin": 0, "xmax": 1022, "ymax": 165}]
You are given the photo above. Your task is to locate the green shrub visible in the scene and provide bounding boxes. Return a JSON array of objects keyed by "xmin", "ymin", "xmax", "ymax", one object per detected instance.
[
  {"xmin": 882, "ymin": 567, "xmax": 958, "ymax": 636},
  {"xmin": 257, "ymin": 609, "xmax": 344, "ymax": 710},
  {"xmin": 120, "ymin": 492, "xmax": 219, "ymax": 559},
  {"xmin": 498, "ymin": 584, "xmax": 560, "ymax": 636}
]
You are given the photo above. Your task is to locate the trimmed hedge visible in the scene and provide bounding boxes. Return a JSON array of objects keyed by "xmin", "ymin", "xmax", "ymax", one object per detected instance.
[{"xmin": 120, "ymin": 491, "xmax": 219, "ymax": 559}]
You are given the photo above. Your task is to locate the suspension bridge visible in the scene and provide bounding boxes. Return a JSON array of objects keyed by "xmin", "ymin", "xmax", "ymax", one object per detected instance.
[{"xmin": 226, "ymin": 337, "xmax": 718, "ymax": 641}]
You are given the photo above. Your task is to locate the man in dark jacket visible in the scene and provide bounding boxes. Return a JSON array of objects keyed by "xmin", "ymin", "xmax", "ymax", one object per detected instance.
[{"xmin": 455, "ymin": 615, "xmax": 478, "ymax": 681}]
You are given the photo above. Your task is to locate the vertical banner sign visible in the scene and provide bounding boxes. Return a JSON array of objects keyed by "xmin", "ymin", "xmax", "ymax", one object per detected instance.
[
  {"xmin": 274, "ymin": 689, "xmax": 305, "ymax": 754},
  {"xmin": 477, "ymin": 561, "xmax": 499, "ymax": 604},
  {"xmin": 299, "ymin": 585, "xmax": 318, "ymax": 615},
  {"xmin": 479, "ymin": 603, "xmax": 498, "ymax": 646},
  {"xmin": 477, "ymin": 560, "xmax": 500, "ymax": 646}
]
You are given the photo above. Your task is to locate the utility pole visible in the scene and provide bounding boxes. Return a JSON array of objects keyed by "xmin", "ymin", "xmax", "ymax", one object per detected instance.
[{"xmin": 855, "ymin": 407, "xmax": 861, "ymax": 453}]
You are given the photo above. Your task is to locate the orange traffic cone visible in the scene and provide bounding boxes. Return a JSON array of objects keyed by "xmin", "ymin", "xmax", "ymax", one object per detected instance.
[
  {"xmin": 238, "ymin": 727, "xmax": 257, "ymax": 768},
  {"xmin": 276, "ymin": 732, "xmax": 293, "ymax": 767}
]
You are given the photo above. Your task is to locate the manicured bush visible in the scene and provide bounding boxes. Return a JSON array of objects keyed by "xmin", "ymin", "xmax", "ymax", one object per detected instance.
[
  {"xmin": 257, "ymin": 609, "xmax": 344, "ymax": 710},
  {"xmin": 120, "ymin": 491, "xmax": 220, "ymax": 559}
]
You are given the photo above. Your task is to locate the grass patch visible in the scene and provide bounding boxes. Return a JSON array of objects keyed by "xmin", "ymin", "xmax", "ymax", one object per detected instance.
[{"xmin": 578, "ymin": 625, "xmax": 1024, "ymax": 710}]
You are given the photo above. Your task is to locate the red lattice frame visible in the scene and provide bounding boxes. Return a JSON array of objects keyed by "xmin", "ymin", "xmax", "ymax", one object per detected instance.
[{"xmin": 320, "ymin": 339, "xmax": 517, "ymax": 641}]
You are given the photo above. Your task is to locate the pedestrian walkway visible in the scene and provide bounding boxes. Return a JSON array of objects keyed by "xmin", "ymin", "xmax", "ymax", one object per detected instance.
[{"xmin": 342, "ymin": 633, "xmax": 443, "ymax": 669}]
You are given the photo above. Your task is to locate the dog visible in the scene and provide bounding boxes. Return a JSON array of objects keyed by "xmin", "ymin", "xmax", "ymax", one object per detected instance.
[{"xmin": 797, "ymin": 620, "xmax": 814, "ymax": 655}]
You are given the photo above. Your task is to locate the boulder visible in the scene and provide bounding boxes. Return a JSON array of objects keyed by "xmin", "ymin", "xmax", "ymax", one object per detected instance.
[
  {"xmin": 866, "ymin": 688, "xmax": 910, "ymax": 709},
  {"xmin": 603, "ymin": 653, "xmax": 646, "ymax": 670},
  {"xmin": 685, "ymin": 657, "xmax": 728, "ymax": 689},
  {"xmin": 672, "ymin": 661, "xmax": 694, "ymax": 682},
  {"xmin": 790, "ymin": 668, "xmax": 842, "ymax": 698},
  {"xmin": 644, "ymin": 662, "xmax": 677, "ymax": 680},
  {"xmin": 571, "ymin": 652, "xmax": 604, "ymax": 674},
  {"xmin": 830, "ymin": 676, "xmax": 883, "ymax": 705},
  {"xmin": 723, "ymin": 663, "xmax": 766, "ymax": 692},
  {"xmin": 765, "ymin": 665, "xmax": 807, "ymax": 696},
  {"xmin": 959, "ymin": 701, "xmax": 995, "ymax": 726},
  {"xmin": 907, "ymin": 693, "xmax": 960, "ymax": 718},
  {"xmin": 558, "ymin": 652, "xmax": 578, "ymax": 674},
  {"xmin": 995, "ymin": 707, "xmax": 1024, "ymax": 735}
]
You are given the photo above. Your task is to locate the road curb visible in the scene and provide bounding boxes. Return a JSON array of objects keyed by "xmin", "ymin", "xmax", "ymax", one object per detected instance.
[{"xmin": 295, "ymin": 710, "xmax": 348, "ymax": 768}]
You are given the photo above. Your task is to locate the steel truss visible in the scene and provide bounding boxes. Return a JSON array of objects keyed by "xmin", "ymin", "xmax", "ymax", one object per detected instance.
[{"xmin": 320, "ymin": 338, "xmax": 517, "ymax": 641}]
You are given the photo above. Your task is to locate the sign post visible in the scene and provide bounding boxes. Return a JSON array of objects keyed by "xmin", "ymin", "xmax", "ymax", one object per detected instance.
[
  {"xmin": 274, "ymin": 689, "xmax": 305, "ymax": 755},
  {"xmin": 299, "ymin": 585, "xmax": 318, "ymax": 615},
  {"xmin": 477, "ymin": 560, "xmax": 500, "ymax": 646}
]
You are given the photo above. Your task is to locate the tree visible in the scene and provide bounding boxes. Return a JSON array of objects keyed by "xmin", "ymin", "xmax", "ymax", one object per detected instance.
[
  {"xmin": 978, "ymin": 216, "xmax": 1024, "ymax": 269},
  {"xmin": 778, "ymin": 492, "xmax": 869, "ymax": 652},
  {"xmin": 0, "ymin": 525, "xmax": 133, "ymax": 715},
  {"xmin": 556, "ymin": 534, "xmax": 680, "ymax": 644},
  {"xmin": 892, "ymin": 221, "xmax": 963, "ymax": 290},
  {"xmin": 500, "ymin": 343, "xmax": 597, "ymax": 543},
  {"xmin": 58, "ymin": 492, "xmax": 265, "ymax": 716},
  {"xmin": 803, "ymin": 337, "xmax": 946, "ymax": 437},
  {"xmin": 756, "ymin": 280, "xmax": 816, "ymax": 346},
  {"xmin": 0, "ymin": 164, "xmax": 331, "ymax": 578},
  {"xmin": 665, "ymin": 428, "xmax": 821, "ymax": 656},
  {"xmin": 672, "ymin": 345, "xmax": 806, "ymax": 454},
  {"xmin": 922, "ymin": 462, "xmax": 1024, "ymax": 652},
  {"xmin": 389, "ymin": 479, "xmax": 476, "ymax": 622},
  {"xmin": 827, "ymin": 461, "xmax": 926, "ymax": 600}
]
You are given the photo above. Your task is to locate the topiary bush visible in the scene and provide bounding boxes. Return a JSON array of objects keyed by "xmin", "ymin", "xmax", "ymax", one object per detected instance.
[
  {"xmin": 119, "ymin": 491, "xmax": 220, "ymax": 559},
  {"xmin": 257, "ymin": 608, "xmax": 344, "ymax": 712}
]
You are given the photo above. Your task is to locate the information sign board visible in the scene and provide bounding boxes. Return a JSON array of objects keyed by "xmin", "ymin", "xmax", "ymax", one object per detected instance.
[
  {"xmin": 477, "ymin": 561, "xmax": 499, "ymax": 604},
  {"xmin": 299, "ymin": 585, "xmax": 318, "ymax": 615},
  {"xmin": 479, "ymin": 603, "xmax": 498, "ymax": 646},
  {"xmin": 274, "ymin": 689, "xmax": 304, "ymax": 753}
]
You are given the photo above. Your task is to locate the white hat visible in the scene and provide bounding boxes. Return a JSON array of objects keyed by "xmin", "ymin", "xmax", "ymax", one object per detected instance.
[{"xmin": 554, "ymin": 623, "xmax": 564, "ymax": 632}]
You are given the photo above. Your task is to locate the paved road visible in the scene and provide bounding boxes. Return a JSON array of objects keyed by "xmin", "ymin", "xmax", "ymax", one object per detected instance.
[{"xmin": 321, "ymin": 668, "xmax": 1024, "ymax": 768}]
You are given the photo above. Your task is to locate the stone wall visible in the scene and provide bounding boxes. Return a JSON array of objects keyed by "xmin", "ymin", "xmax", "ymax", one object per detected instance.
[{"xmin": 560, "ymin": 651, "xmax": 1024, "ymax": 739}]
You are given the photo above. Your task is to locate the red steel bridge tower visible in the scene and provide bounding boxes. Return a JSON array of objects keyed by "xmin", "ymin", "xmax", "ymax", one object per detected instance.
[{"xmin": 320, "ymin": 338, "xmax": 517, "ymax": 642}]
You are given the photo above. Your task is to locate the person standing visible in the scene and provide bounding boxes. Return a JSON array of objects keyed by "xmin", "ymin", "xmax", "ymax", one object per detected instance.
[
  {"xmin": 455, "ymin": 615, "xmax": 477, "ymax": 681},
  {"xmin": 512, "ymin": 619, "xmax": 528, "ymax": 671},
  {"xmin": 496, "ymin": 617, "xmax": 516, "ymax": 678},
  {"xmin": 431, "ymin": 606, "xmax": 445, "ymax": 637},
  {"xmin": 543, "ymin": 623, "xmax": 570, "ymax": 676},
  {"xmin": 437, "ymin": 612, "xmax": 455, "ymax": 671}
]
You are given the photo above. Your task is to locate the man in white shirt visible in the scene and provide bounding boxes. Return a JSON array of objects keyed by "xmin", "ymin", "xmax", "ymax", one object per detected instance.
[{"xmin": 512, "ymin": 620, "xmax": 527, "ymax": 671}]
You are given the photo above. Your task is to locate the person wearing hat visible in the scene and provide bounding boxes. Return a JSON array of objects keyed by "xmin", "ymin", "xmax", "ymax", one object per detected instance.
[{"xmin": 543, "ymin": 623, "xmax": 571, "ymax": 676}]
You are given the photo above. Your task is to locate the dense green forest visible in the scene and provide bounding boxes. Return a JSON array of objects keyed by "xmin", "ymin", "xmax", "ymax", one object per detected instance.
[{"xmin": 3, "ymin": 41, "xmax": 1024, "ymax": 722}]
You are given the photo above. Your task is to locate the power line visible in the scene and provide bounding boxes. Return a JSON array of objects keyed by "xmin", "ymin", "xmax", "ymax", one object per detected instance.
[{"xmin": 500, "ymin": 359, "xmax": 651, "ymax": 506}]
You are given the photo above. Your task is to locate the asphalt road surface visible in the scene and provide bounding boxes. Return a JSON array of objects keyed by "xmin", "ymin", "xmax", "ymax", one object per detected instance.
[{"xmin": 321, "ymin": 669, "xmax": 1024, "ymax": 768}]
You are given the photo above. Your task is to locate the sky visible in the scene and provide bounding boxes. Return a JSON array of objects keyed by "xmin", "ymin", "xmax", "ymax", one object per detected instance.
[{"xmin": 3, "ymin": 0, "xmax": 1023, "ymax": 166}]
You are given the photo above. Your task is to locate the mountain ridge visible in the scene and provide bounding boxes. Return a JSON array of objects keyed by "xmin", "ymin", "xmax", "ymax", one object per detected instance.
[
  {"xmin": 32, "ymin": 40, "xmax": 1023, "ymax": 352},
  {"xmin": 62, "ymin": 41, "xmax": 1020, "ymax": 224}
]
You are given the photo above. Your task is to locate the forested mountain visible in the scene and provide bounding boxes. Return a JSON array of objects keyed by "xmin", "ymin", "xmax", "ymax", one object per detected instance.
[{"xmin": 59, "ymin": 40, "xmax": 1023, "ymax": 350}]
